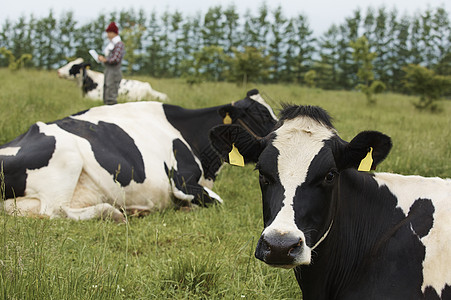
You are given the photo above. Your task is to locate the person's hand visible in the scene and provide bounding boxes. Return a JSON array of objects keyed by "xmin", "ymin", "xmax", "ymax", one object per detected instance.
[{"xmin": 98, "ymin": 55, "xmax": 107, "ymax": 63}]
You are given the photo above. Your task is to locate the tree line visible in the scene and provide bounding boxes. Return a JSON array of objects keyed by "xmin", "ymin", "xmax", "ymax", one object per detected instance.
[{"xmin": 1, "ymin": 4, "xmax": 450, "ymax": 93}]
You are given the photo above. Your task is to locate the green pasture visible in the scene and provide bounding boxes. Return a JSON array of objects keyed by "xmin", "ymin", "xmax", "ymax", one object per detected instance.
[{"xmin": 0, "ymin": 69, "xmax": 450, "ymax": 299}]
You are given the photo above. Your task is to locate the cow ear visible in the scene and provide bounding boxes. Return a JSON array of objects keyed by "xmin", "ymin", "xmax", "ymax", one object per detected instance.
[
  {"xmin": 209, "ymin": 124, "xmax": 264, "ymax": 164},
  {"xmin": 340, "ymin": 131, "xmax": 392, "ymax": 171}
]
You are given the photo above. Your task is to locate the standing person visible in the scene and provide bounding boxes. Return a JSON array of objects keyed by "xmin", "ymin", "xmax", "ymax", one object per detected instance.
[{"xmin": 98, "ymin": 22, "xmax": 125, "ymax": 105}]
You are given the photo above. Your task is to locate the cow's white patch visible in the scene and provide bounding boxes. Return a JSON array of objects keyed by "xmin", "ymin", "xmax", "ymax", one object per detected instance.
[
  {"xmin": 375, "ymin": 173, "xmax": 451, "ymax": 294},
  {"xmin": 249, "ymin": 93, "xmax": 278, "ymax": 121},
  {"xmin": 263, "ymin": 117, "xmax": 335, "ymax": 264},
  {"xmin": 203, "ymin": 187, "xmax": 223, "ymax": 203},
  {"xmin": 0, "ymin": 147, "xmax": 20, "ymax": 156}
]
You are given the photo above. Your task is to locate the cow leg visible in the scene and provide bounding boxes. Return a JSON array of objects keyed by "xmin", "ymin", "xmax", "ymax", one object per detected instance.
[
  {"xmin": 166, "ymin": 139, "xmax": 223, "ymax": 207},
  {"xmin": 168, "ymin": 168, "xmax": 223, "ymax": 207},
  {"xmin": 62, "ymin": 204, "xmax": 125, "ymax": 223},
  {"xmin": 3, "ymin": 198, "xmax": 41, "ymax": 217}
]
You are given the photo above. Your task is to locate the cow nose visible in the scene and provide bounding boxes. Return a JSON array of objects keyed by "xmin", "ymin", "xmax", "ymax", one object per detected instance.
[{"xmin": 255, "ymin": 233, "xmax": 303, "ymax": 266}]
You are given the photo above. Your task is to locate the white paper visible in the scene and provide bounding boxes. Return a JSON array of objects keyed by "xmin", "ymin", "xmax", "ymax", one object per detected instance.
[{"xmin": 89, "ymin": 49, "xmax": 99, "ymax": 63}]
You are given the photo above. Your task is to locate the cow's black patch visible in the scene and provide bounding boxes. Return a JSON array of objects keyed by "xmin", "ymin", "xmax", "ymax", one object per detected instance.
[
  {"xmin": 424, "ymin": 286, "xmax": 440, "ymax": 299},
  {"xmin": 163, "ymin": 104, "xmax": 223, "ymax": 180},
  {"xmin": 164, "ymin": 139, "xmax": 216, "ymax": 206},
  {"xmin": 82, "ymin": 75, "xmax": 98, "ymax": 93},
  {"xmin": 0, "ymin": 124, "xmax": 56, "ymax": 198},
  {"xmin": 69, "ymin": 64, "xmax": 82, "ymax": 76},
  {"xmin": 408, "ymin": 198, "xmax": 434, "ymax": 238},
  {"xmin": 441, "ymin": 285, "xmax": 451, "ymax": 299},
  {"xmin": 256, "ymin": 143, "xmax": 285, "ymax": 228},
  {"xmin": 54, "ymin": 118, "xmax": 145, "ymax": 186},
  {"xmin": 70, "ymin": 109, "xmax": 90, "ymax": 117},
  {"xmin": 424, "ymin": 285, "xmax": 451, "ymax": 299},
  {"xmin": 294, "ymin": 146, "xmax": 337, "ymax": 246}
]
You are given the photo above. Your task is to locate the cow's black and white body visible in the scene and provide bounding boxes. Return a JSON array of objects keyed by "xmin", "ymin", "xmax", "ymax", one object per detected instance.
[
  {"xmin": 0, "ymin": 90, "xmax": 276, "ymax": 222},
  {"xmin": 210, "ymin": 104, "xmax": 451, "ymax": 299},
  {"xmin": 57, "ymin": 58, "xmax": 168, "ymax": 101}
]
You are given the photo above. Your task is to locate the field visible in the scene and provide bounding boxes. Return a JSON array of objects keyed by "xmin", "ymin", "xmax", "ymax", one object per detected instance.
[{"xmin": 0, "ymin": 69, "xmax": 450, "ymax": 299}]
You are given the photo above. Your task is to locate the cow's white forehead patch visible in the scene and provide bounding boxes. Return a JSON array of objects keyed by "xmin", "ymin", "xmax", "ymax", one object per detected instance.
[
  {"xmin": 275, "ymin": 117, "xmax": 335, "ymax": 189},
  {"xmin": 263, "ymin": 117, "xmax": 335, "ymax": 239}
]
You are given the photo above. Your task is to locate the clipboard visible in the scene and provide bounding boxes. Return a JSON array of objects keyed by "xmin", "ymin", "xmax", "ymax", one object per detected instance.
[{"xmin": 89, "ymin": 49, "xmax": 100, "ymax": 63}]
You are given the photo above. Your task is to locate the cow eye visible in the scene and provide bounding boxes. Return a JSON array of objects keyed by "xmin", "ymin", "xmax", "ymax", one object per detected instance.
[
  {"xmin": 259, "ymin": 173, "xmax": 271, "ymax": 186},
  {"xmin": 324, "ymin": 171, "xmax": 336, "ymax": 184}
]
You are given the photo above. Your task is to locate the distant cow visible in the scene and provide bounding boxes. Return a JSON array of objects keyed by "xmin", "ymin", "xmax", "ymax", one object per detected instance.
[
  {"xmin": 0, "ymin": 89, "xmax": 276, "ymax": 222},
  {"xmin": 57, "ymin": 58, "xmax": 168, "ymax": 101},
  {"xmin": 210, "ymin": 104, "xmax": 451, "ymax": 299}
]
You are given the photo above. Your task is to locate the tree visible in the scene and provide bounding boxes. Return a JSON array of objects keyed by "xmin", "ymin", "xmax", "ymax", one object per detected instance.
[
  {"xmin": 242, "ymin": 4, "xmax": 270, "ymax": 52},
  {"xmin": 336, "ymin": 10, "xmax": 361, "ymax": 89},
  {"xmin": 182, "ymin": 45, "xmax": 228, "ymax": 83},
  {"xmin": 227, "ymin": 46, "xmax": 272, "ymax": 84},
  {"xmin": 0, "ymin": 47, "xmax": 32, "ymax": 70},
  {"xmin": 142, "ymin": 11, "xmax": 163, "ymax": 77},
  {"xmin": 373, "ymin": 7, "xmax": 391, "ymax": 84},
  {"xmin": 402, "ymin": 64, "xmax": 451, "ymax": 111},
  {"xmin": 304, "ymin": 70, "xmax": 317, "ymax": 88},
  {"xmin": 350, "ymin": 35, "xmax": 385, "ymax": 104},
  {"xmin": 317, "ymin": 25, "xmax": 340, "ymax": 89},
  {"xmin": 57, "ymin": 12, "xmax": 77, "ymax": 64},
  {"xmin": 34, "ymin": 11, "xmax": 57, "ymax": 69},
  {"xmin": 390, "ymin": 13, "xmax": 411, "ymax": 92},
  {"xmin": 269, "ymin": 5, "xmax": 287, "ymax": 82},
  {"xmin": 202, "ymin": 6, "xmax": 225, "ymax": 47},
  {"xmin": 282, "ymin": 14, "xmax": 315, "ymax": 83},
  {"xmin": 121, "ymin": 24, "xmax": 146, "ymax": 74},
  {"xmin": 223, "ymin": 5, "xmax": 240, "ymax": 54},
  {"xmin": 169, "ymin": 11, "xmax": 184, "ymax": 77}
]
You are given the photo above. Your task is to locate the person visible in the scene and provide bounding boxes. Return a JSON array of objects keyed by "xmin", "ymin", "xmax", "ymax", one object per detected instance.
[{"xmin": 98, "ymin": 22, "xmax": 125, "ymax": 105}]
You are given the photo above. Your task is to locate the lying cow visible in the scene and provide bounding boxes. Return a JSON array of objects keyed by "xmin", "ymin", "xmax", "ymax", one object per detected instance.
[
  {"xmin": 0, "ymin": 89, "xmax": 276, "ymax": 222},
  {"xmin": 57, "ymin": 58, "xmax": 168, "ymax": 101},
  {"xmin": 210, "ymin": 104, "xmax": 451, "ymax": 299}
]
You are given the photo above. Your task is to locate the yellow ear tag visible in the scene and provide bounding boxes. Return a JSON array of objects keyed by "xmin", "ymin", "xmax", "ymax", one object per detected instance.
[
  {"xmin": 229, "ymin": 143, "xmax": 244, "ymax": 167},
  {"xmin": 223, "ymin": 113, "xmax": 232, "ymax": 124},
  {"xmin": 358, "ymin": 147, "xmax": 373, "ymax": 172}
]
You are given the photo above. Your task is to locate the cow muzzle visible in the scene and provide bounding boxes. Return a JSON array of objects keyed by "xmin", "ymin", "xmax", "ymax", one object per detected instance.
[{"xmin": 255, "ymin": 231, "xmax": 310, "ymax": 269}]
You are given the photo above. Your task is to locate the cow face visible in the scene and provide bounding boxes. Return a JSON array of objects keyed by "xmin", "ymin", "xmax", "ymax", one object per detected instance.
[
  {"xmin": 57, "ymin": 58, "xmax": 84, "ymax": 79},
  {"xmin": 210, "ymin": 105, "xmax": 392, "ymax": 268}
]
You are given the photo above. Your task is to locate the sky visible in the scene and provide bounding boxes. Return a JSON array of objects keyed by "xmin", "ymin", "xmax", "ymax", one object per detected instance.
[{"xmin": 1, "ymin": 0, "xmax": 450, "ymax": 36}]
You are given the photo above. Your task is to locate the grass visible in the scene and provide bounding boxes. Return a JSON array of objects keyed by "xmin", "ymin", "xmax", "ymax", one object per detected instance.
[{"xmin": 0, "ymin": 68, "xmax": 450, "ymax": 299}]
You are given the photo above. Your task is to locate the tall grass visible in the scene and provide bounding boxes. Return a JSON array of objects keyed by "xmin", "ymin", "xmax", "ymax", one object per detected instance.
[{"xmin": 0, "ymin": 68, "xmax": 449, "ymax": 299}]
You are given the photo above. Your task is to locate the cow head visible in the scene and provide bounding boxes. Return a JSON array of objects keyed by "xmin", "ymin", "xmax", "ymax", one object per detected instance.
[
  {"xmin": 210, "ymin": 104, "xmax": 392, "ymax": 268},
  {"xmin": 57, "ymin": 58, "xmax": 84, "ymax": 79}
]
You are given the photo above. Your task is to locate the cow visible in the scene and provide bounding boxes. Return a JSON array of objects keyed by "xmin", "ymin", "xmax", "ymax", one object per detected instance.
[
  {"xmin": 57, "ymin": 58, "xmax": 168, "ymax": 101},
  {"xmin": 0, "ymin": 89, "xmax": 277, "ymax": 222},
  {"xmin": 209, "ymin": 104, "xmax": 451, "ymax": 299}
]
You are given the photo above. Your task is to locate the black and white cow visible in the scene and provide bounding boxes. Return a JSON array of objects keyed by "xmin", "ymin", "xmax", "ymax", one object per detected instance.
[
  {"xmin": 57, "ymin": 58, "xmax": 168, "ymax": 101},
  {"xmin": 0, "ymin": 89, "xmax": 276, "ymax": 222},
  {"xmin": 210, "ymin": 104, "xmax": 451, "ymax": 299}
]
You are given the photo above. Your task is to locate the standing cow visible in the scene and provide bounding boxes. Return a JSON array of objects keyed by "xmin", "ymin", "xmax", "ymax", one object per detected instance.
[
  {"xmin": 0, "ymin": 89, "xmax": 277, "ymax": 222},
  {"xmin": 210, "ymin": 104, "xmax": 451, "ymax": 299},
  {"xmin": 57, "ymin": 58, "xmax": 168, "ymax": 101}
]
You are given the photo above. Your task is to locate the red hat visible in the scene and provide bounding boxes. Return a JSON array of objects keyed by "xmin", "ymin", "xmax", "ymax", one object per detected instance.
[{"xmin": 105, "ymin": 22, "xmax": 119, "ymax": 34}]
